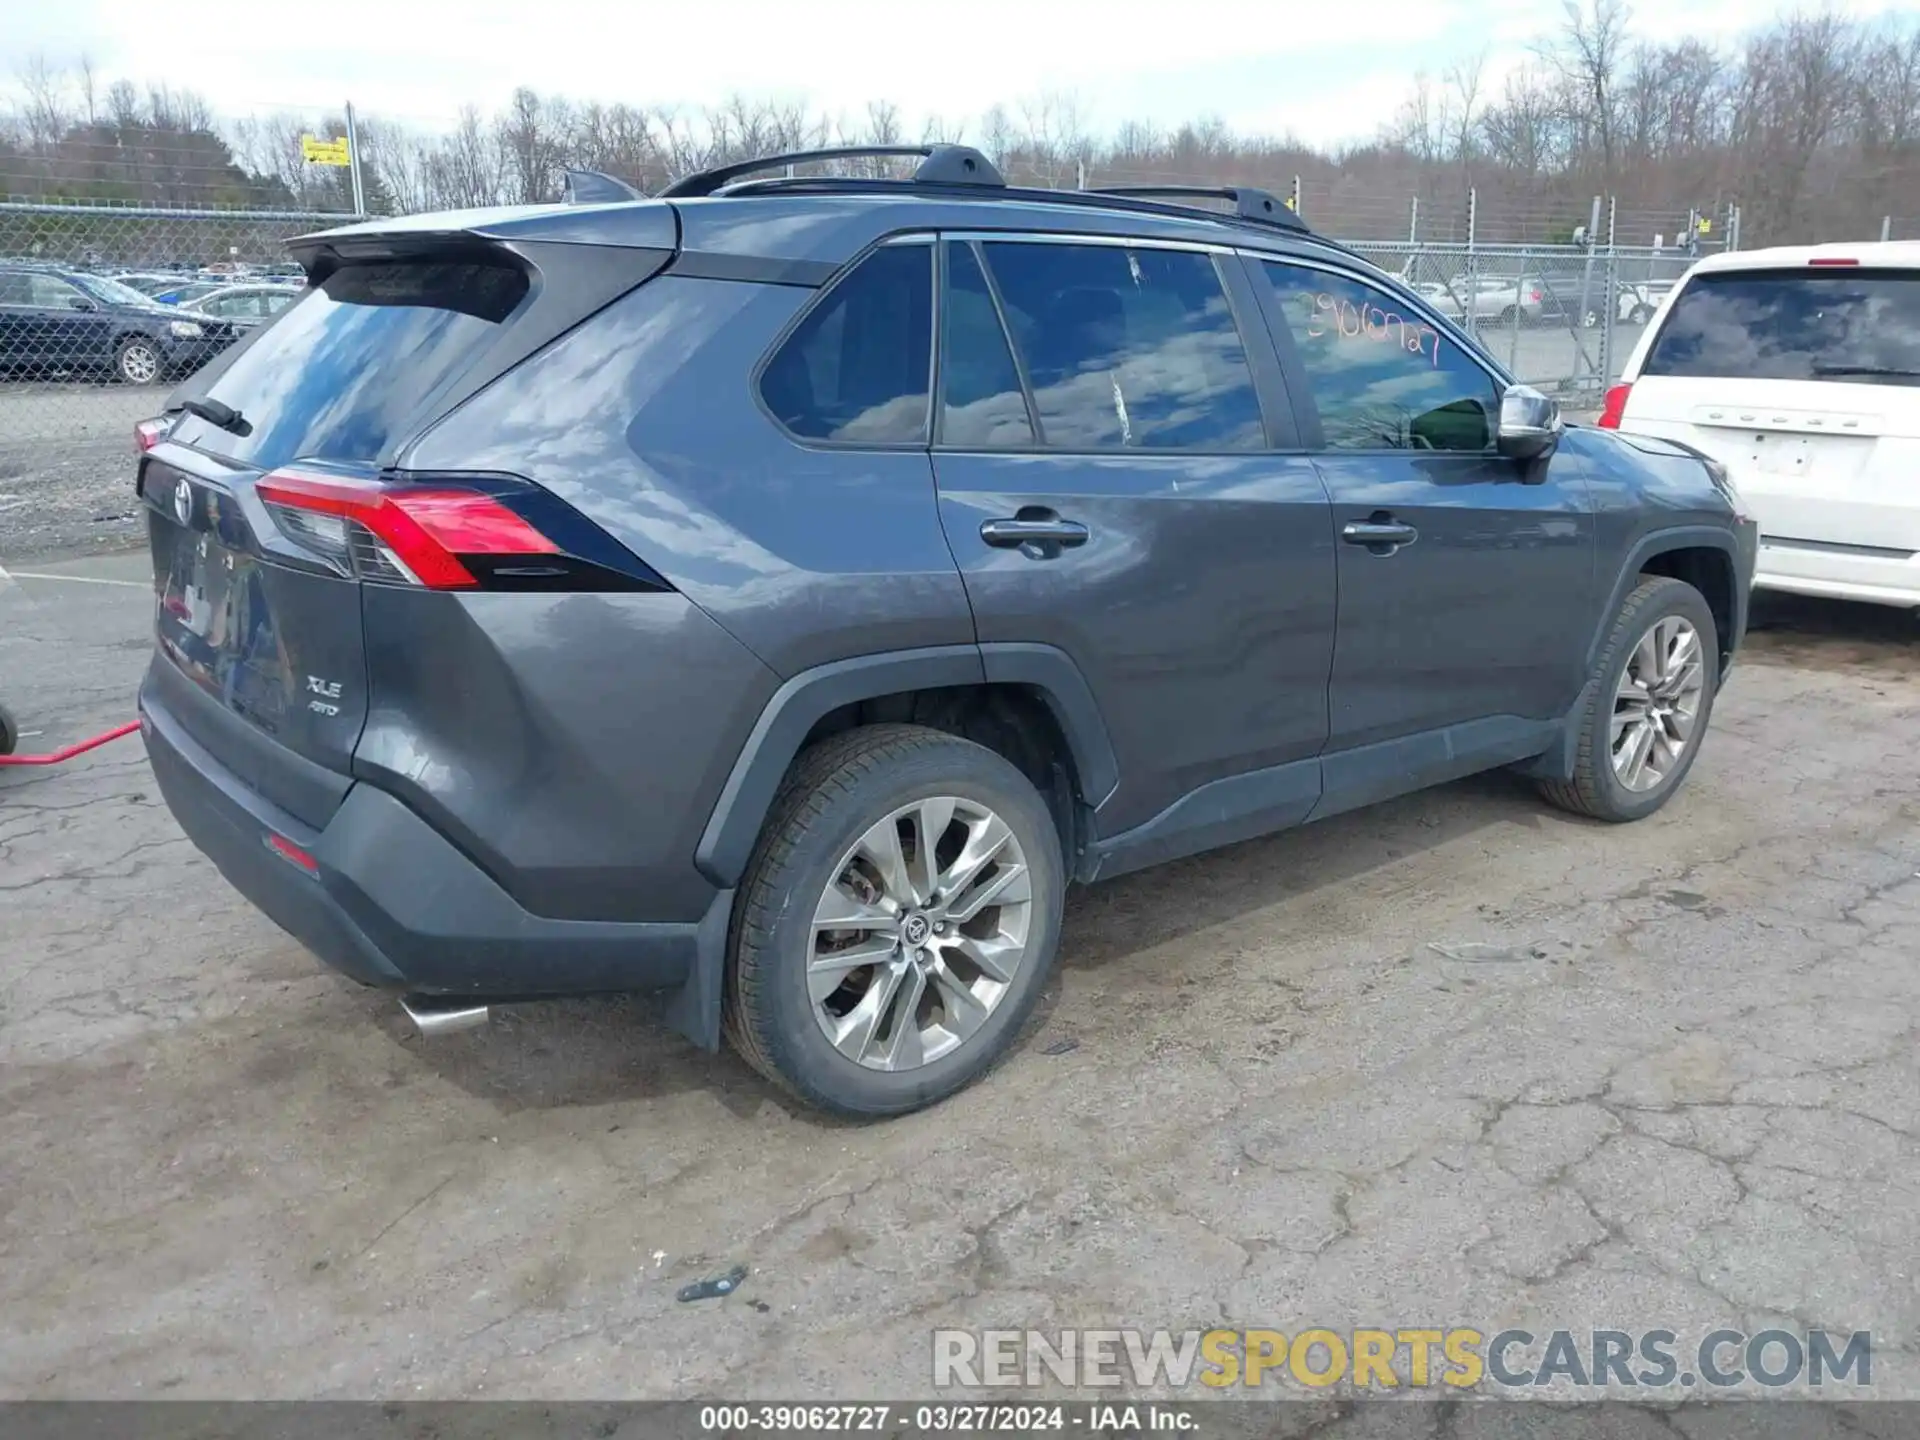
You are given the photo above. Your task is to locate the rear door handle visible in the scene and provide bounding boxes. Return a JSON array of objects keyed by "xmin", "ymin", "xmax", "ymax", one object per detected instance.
[
  {"xmin": 1342, "ymin": 518, "xmax": 1419, "ymax": 552},
  {"xmin": 980, "ymin": 515, "xmax": 1090, "ymax": 550}
]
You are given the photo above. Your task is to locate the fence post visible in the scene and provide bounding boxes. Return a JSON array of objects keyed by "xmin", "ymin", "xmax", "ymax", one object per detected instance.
[
  {"xmin": 1730, "ymin": 204, "xmax": 1741, "ymax": 251},
  {"xmin": 1882, "ymin": 215, "xmax": 1893, "ymax": 242},
  {"xmin": 345, "ymin": 101, "xmax": 367, "ymax": 218},
  {"xmin": 1291, "ymin": 175, "xmax": 1302, "ymax": 217},
  {"xmin": 1465, "ymin": 187, "xmax": 1478, "ymax": 338},
  {"xmin": 1409, "ymin": 196, "xmax": 1419, "ymax": 243}
]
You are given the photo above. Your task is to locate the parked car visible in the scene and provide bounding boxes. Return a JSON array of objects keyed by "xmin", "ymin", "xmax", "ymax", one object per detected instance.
[
  {"xmin": 0, "ymin": 263, "xmax": 240, "ymax": 383},
  {"xmin": 1604, "ymin": 240, "xmax": 1920, "ymax": 610},
  {"xmin": 181, "ymin": 283, "xmax": 303, "ymax": 331},
  {"xmin": 114, "ymin": 272, "xmax": 192, "ymax": 298},
  {"xmin": 148, "ymin": 279, "xmax": 224, "ymax": 307},
  {"xmin": 1616, "ymin": 279, "xmax": 1676, "ymax": 325},
  {"xmin": 139, "ymin": 151, "xmax": 1756, "ymax": 1117}
]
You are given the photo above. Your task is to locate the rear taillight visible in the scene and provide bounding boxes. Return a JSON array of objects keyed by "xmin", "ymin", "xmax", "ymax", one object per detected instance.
[
  {"xmin": 1530, "ymin": 288, "xmax": 1542, "ymax": 302},
  {"xmin": 255, "ymin": 467, "xmax": 669, "ymax": 594},
  {"xmin": 134, "ymin": 417, "xmax": 171, "ymax": 454},
  {"xmin": 1809, "ymin": 257, "xmax": 1859, "ymax": 267},
  {"xmin": 263, "ymin": 832, "xmax": 319, "ymax": 875},
  {"xmin": 257, "ymin": 468, "xmax": 556, "ymax": 590},
  {"xmin": 1597, "ymin": 383, "xmax": 1632, "ymax": 429}
]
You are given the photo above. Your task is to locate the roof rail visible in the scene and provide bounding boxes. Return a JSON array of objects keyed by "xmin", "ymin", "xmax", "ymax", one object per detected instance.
[
  {"xmin": 1085, "ymin": 185, "xmax": 1309, "ymax": 235},
  {"xmin": 661, "ymin": 144, "xmax": 1005, "ymax": 198},
  {"xmin": 562, "ymin": 169, "xmax": 646, "ymax": 204}
]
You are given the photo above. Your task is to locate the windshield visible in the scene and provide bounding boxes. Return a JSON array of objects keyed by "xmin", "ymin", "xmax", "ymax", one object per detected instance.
[
  {"xmin": 1644, "ymin": 268, "xmax": 1920, "ymax": 385},
  {"xmin": 75, "ymin": 274, "xmax": 162, "ymax": 307}
]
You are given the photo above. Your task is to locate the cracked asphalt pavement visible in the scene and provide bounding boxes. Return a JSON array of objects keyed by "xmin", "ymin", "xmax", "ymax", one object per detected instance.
[{"xmin": 2, "ymin": 551, "xmax": 1917, "ymax": 1407}]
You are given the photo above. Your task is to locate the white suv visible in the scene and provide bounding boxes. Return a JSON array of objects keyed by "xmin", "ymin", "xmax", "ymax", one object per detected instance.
[{"xmin": 1603, "ymin": 241, "xmax": 1920, "ymax": 609}]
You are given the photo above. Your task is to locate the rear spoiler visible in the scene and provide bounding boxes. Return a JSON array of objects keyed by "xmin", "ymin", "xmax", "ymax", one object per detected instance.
[{"xmin": 563, "ymin": 169, "xmax": 646, "ymax": 204}]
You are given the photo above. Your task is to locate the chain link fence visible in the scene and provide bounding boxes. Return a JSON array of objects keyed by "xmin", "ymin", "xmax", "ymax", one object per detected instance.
[
  {"xmin": 0, "ymin": 203, "xmax": 343, "ymax": 559},
  {"xmin": 0, "ymin": 198, "xmax": 1703, "ymax": 562}
]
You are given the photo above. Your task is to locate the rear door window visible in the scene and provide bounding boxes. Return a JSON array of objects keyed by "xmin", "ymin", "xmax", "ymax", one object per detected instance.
[
  {"xmin": 759, "ymin": 242, "xmax": 933, "ymax": 444},
  {"xmin": 939, "ymin": 241, "xmax": 1035, "ymax": 449},
  {"xmin": 978, "ymin": 240, "xmax": 1265, "ymax": 451},
  {"xmin": 183, "ymin": 258, "xmax": 529, "ymax": 468},
  {"xmin": 1644, "ymin": 269, "xmax": 1920, "ymax": 385}
]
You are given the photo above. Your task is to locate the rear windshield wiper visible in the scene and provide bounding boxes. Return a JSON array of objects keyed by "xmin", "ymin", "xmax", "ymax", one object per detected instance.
[
  {"xmin": 1810, "ymin": 364, "xmax": 1920, "ymax": 379},
  {"xmin": 179, "ymin": 396, "xmax": 249, "ymax": 434}
]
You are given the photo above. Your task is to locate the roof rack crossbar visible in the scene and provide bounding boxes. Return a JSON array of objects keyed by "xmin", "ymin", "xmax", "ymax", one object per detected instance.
[
  {"xmin": 662, "ymin": 144, "xmax": 1005, "ymax": 198},
  {"xmin": 1085, "ymin": 184, "xmax": 1309, "ymax": 234}
]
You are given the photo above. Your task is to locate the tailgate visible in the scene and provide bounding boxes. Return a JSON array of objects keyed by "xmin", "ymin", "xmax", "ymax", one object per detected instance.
[{"xmin": 142, "ymin": 448, "xmax": 367, "ymax": 827}]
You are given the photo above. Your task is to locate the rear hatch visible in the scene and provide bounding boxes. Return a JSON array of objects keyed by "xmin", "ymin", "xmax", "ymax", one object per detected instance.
[
  {"xmin": 141, "ymin": 221, "xmax": 675, "ymax": 829},
  {"xmin": 1614, "ymin": 265, "xmax": 1920, "ymax": 553}
]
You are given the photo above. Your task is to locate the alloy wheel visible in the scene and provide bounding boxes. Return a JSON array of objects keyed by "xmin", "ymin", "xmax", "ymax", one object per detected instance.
[
  {"xmin": 1611, "ymin": 615, "xmax": 1706, "ymax": 792},
  {"xmin": 808, "ymin": 795, "xmax": 1033, "ymax": 1072}
]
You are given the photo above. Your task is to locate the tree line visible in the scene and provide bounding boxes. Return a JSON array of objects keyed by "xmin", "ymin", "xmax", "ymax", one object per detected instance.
[{"xmin": 3, "ymin": 2, "xmax": 1917, "ymax": 248}]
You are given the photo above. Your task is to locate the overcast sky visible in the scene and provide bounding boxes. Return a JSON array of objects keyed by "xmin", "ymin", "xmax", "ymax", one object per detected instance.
[{"xmin": 7, "ymin": 0, "xmax": 1920, "ymax": 148}]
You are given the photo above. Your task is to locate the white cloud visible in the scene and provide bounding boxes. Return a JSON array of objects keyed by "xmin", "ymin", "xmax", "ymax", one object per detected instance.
[{"xmin": 8, "ymin": 0, "xmax": 1920, "ymax": 147}]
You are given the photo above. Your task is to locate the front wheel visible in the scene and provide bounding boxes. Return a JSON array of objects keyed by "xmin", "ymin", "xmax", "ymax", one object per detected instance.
[
  {"xmin": 1539, "ymin": 577, "xmax": 1720, "ymax": 823},
  {"xmin": 114, "ymin": 337, "xmax": 162, "ymax": 385},
  {"xmin": 1629, "ymin": 303, "xmax": 1654, "ymax": 325},
  {"xmin": 723, "ymin": 724, "xmax": 1065, "ymax": 1118}
]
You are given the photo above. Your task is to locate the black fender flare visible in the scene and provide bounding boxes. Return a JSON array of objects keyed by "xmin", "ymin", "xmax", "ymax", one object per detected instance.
[
  {"xmin": 693, "ymin": 642, "xmax": 1118, "ymax": 890},
  {"xmin": 1522, "ymin": 524, "xmax": 1747, "ymax": 784},
  {"xmin": 1586, "ymin": 525, "xmax": 1746, "ymax": 674}
]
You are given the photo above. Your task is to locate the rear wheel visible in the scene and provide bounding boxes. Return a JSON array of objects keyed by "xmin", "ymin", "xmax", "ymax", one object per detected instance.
[
  {"xmin": 114, "ymin": 337, "xmax": 162, "ymax": 385},
  {"xmin": 723, "ymin": 724, "xmax": 1064, "ymax": 1118},
  {"xmin": 0, "ymin": 702, "xmax": 16, "ymax": 756},
  {"xmin": 1539, "ymin": 577, "xmax": 1719, "ymax": 823},
  {"xmin": 1629, "ymin": 303, "xmax": 1654, "ymax": 324}
]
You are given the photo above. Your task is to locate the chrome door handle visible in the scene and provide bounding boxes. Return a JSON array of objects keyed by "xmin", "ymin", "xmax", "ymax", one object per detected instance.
[{"xmin": 1342, "ymin": 519, "xmax": 1419, "ymax": 552}]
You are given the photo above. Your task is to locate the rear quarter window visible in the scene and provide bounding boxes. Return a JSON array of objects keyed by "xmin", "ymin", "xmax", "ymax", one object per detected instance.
[
  {"xmin": 184, "ymin": 258, "xmax": 529, "ymax": 467},
  {"xmin": 1644, "ymin": 268, "xmax": 1920, "ymax": 385}
]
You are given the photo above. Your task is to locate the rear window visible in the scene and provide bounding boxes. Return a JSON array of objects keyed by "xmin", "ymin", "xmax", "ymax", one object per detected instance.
[
  {"xmin": 1644, "ymin": 268, "xmax": 1920, "ymax": 385},
  {"xmin": 188, "ymin": 258, "xmax": 529, "ymax": 467}
]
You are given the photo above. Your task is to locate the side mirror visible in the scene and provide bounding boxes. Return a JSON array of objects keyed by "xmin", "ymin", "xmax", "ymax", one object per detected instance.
[
  {"xmin": 66, "ymin": 296, "xmax": 96, "ymax": 312},
  {"xmin": 1497, "ymin": 383, "xmax": 1562, "ymax": 462}
]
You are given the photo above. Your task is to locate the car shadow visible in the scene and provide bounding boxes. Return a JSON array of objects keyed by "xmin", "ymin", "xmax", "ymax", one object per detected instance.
[
  {"xmin": 387, "ymin": 768, "xmax": 1537, "ymax": 1124},
  {"xmin": 1741, "ymin": 590, "xmax": 1917, "ymax": 673}
]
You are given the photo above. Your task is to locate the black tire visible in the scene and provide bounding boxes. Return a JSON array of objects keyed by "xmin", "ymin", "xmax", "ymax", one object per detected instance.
[
  {"xmin": 723, "ymin": 723, "xmax": 1065, "ymax": 1118},
  {"xmin": 1498, "ymin": 305, "xmax": 1518, "ymax": 325},
  {"xmin": 0, "ymin": 702, "xmax": 16, "ymax": 756},
  {"xmin": 1539, "ymin": 576, "xmax": 1720, "ymax": 823},
  {"xmin": 114, "ymin": 336, "xmax": 162, "ymax": 385},
  {"xmin": 1629, "ymin": 303, "xmax": 1654, "ymax": 325}
]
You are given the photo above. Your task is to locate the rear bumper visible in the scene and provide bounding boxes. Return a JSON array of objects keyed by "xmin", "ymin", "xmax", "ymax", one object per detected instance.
[
  {"xmin": 1755, "ymin": 536, "xmax": 1920, "ymax": 610},
  {"xmin": 141, "ymin": 684, "xmax": 729, "ymax": 1000}
]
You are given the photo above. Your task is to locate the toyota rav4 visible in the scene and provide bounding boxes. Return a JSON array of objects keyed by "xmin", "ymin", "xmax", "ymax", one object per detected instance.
[{"xmin": 138, "ymin": 147, "xmax": 1757, "ymax": 1117}]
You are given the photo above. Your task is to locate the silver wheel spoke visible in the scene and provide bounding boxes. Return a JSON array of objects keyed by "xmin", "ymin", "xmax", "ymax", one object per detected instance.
[
  {"xmin": 813, "ymin": 882, "xmax": 895, "ymax": 932},
  {"xmin": 832, "ymin": 962, "xmax": 904, "ymax": 1064},
  {"xmin": 873, "ymin": 966, "xmax": 928, "ymax": 1070},
  {"xmin": 947, "ymin": 932, "xmax": 1022, "ymax": 985},
  {"xmin": 947, "ymin": 861, "xmax": 1030, "ymax": 924},
  {"xmin": 855, "ymin": 816, "xmax": 915, "ymax": 908},
  {"xmin": 1619, "ymin": 719, "xmax": 1655, "ymax": 787},
  {"xmin": 907, "ymin": 796, "xmax": 956, "ymax": 903},
  {"xmin": 937, "ymin": 814, "xmax": 1013, "ymax": 905},
  {"xmin": 1634, "ymin": 628, "xmax": 1664, "ymax": 685},
  {"xmin": 808, "ymin": 935, "xmax": 897, "ymax": 1003},
  {"xmin": 928, "ymin": 959, "xmax": 990, "ymax": 1042}
]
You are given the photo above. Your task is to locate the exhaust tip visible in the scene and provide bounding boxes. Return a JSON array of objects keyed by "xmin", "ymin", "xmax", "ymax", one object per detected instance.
[{"xmin": 400, "ymin": 994, "xmax": 491, "ymax": 1038}]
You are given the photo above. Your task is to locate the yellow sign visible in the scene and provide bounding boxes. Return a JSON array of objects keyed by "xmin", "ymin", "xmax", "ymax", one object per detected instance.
[
  {"xmin": 302, "ymin": 135, "xmax": 351, "ymax": 167},
  {"xmin": 1697, "ymin": 216, "xmax": 1712, "ymax": 234}
]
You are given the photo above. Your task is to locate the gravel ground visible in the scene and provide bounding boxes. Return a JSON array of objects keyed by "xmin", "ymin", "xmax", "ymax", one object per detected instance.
[
  {"xmin": 0, "ymin": 382, "xmax": 162, "ymax": 562},
  {"xmin": 1, "ymin": 552, "xmax": 1916, "ymax": 1409}
]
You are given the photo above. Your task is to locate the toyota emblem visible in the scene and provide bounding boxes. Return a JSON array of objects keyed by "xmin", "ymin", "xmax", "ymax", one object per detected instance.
[{"xmin": 172, "ymin": 478, "xmax": 193, "ymax": 526}]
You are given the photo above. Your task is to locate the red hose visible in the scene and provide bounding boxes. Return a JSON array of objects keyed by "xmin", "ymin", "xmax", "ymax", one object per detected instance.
[{"xmin": 0, "ymin": 720, "xmax": 142, "ymax": 767}]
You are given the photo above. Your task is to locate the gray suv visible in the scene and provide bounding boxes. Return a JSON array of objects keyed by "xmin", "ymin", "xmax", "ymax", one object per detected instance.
[{"xmin": 138, "ymin": 147, "xmax": 1757, "ymax": 1117}]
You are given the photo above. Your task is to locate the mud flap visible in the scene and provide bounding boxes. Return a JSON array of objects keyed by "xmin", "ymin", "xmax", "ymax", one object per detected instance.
[{"xmin": 663, "ymin": 886, "xmax": 736, "ymax": 1050}]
